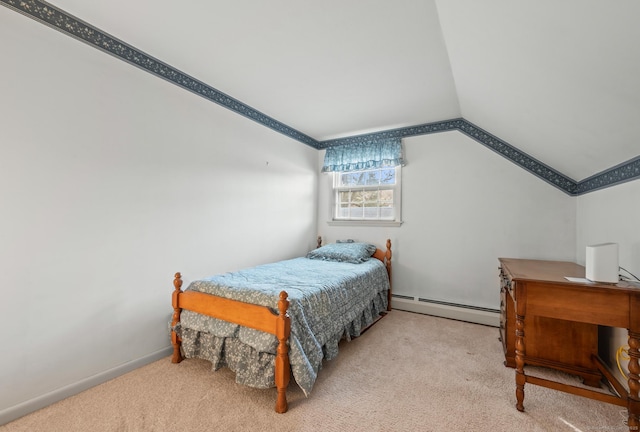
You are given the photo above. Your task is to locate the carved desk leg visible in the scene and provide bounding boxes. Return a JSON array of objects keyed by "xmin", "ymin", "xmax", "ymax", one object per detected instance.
[
  {"xmin": 515, "ymin": 313, "xmax": 526, "ymax": 412},
  {"xmin": 628, "ymin": 331, "xmax": 640, "ymax": 432}
]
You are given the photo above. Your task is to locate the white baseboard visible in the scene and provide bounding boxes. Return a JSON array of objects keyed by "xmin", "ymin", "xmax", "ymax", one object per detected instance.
[
  {"xmin": 391, "ymin": 297, "xmax": 500, "ymax": 327},
  {"xmin": 0, "ymin": 346, "xmax": 173, "ymax": 426}
]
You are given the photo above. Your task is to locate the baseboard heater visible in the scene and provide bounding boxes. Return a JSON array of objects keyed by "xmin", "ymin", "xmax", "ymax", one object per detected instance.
[{"xmin": 391, "ymin": 294, "xmax": 500, "ymax": 327}]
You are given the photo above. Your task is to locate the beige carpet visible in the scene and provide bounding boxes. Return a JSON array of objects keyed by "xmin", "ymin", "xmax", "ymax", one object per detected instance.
[{"xmin": 0, "ymin": 310, "xmax": 629, "ymax": 432}]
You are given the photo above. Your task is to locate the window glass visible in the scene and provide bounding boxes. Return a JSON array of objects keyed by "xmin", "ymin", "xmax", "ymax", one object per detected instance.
[{"xmin": 332, "ymin": 166, "xmax": 401, "ymax": 222}]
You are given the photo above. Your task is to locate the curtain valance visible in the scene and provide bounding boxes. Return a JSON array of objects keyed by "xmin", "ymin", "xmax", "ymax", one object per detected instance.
[{"xmin": 321, "ymin": 138, "xmax": 405, "ymax": 173}]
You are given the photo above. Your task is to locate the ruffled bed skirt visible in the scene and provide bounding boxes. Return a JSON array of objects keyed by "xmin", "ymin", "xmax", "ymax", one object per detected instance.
[{"xmin": 174, "ymin": 290, "xmax": 388, "ymax": 396}]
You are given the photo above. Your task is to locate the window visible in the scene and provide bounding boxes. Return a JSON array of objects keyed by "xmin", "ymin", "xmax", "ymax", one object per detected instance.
[
  {"xmin": 322, "ymin": 137, "xmax": 404, "ymax": 226},
  {"xmin": 331, "ymin": 166, "xmax": 402, "ymax": 224}
]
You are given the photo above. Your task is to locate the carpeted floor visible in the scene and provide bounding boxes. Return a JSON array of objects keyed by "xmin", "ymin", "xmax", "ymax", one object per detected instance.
[{"xmin": 0, "ymin": 310, "xmax": 629, "ymax": 431}]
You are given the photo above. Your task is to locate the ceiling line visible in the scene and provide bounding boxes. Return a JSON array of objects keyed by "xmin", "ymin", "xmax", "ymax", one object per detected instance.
[{"xmin": 3, "ymin": 0, "xmax": 638, "ymax": 196}]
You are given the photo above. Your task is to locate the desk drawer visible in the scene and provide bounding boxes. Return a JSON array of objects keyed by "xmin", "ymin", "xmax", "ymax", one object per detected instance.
[{"xmin": 499, "ymin": 266, "xmax": 514, "ymax": 300}]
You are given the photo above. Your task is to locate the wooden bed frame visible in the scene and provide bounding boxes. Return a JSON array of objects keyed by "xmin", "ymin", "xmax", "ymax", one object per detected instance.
[{"xmin": 170, "ymin": 238, "xmax": 392, "ymax": 413}]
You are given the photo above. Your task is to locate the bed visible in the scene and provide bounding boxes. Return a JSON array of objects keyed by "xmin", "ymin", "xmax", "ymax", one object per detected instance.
[{"xmin": 170, "ymin": 238, "xmax": 392, "ymax": 413}]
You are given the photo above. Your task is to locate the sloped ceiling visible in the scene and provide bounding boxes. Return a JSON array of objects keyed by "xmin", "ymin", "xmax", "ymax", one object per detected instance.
[
  {"xmin": 435, "ymin": 0, "xmax": 640, "ymax": 181},
  {"xmin": 3, "ymin": 0, "xmax": 640, "ymax": 187}
]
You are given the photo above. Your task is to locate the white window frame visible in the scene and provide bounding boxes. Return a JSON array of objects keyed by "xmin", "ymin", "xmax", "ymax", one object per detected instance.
[{"xmin": 328, "ymin": 166, "xmax": 403, "ymax": 227}]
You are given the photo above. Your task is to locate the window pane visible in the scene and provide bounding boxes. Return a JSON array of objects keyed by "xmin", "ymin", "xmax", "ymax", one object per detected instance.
[
  {"xmin": 339, "ymin": 172, "xmax": 358, "ymax": 187},
  {"xmin": 363, "ymin": 190, "xmax": 379, "ymax": 203},
  {"xmin": 350, "ymin": 190, "xmax": 364, "ymax": 204},
  {"xmin": 338, "ymin": 191, "xmax": 350, "ymax": 205},
  {"xmin": 339, "ymin": 171, "xmax": 365, "ymax": 186},
  {"xmin": 364, "ymin": 170, "xmax": 381, "ymax": 186},
  {"xmin": 339, "ymin": 173, "xmax": 350, "ymax": 186},
  {"xmin": 333, "ymin": 167, "xmax": 400, "ymax": 221},
  {"xmin": 364, "ymin": 207, "xmax": 379, "ymax": 218},
  {"xmin": 349, "ymin": 205, "xmax": 364, "ymax": 218},
  {"xmin": 380, "ymin": 207, "xmax": 394, "ymax": 219},
  {"xmin": 380, "ymin": 189, "xmax": 393, "ymax": 205},
  {"xmin": 380, "ymin": 169, "xmax": 395, "ymax": 185}
]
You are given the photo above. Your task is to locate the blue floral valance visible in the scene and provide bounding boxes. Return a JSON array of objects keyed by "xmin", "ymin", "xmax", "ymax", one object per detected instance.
[{"xmin": 321, "ymin": 138, "xmax": 405, "ymax": 173}]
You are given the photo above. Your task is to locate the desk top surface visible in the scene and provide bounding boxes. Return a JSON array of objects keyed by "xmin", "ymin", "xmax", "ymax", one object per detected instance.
[{"xmin": 499, "ymin": 258, "xmax": 640, "ymax": 292}]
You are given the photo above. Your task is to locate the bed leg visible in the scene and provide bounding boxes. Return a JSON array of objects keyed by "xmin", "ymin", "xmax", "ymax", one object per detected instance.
[
  {"xmin": 171, "ymin": 272, "xmax": 184, "ymax": 364},
  {"xmin": 275, "ymin": 291, "xmax": 291, "ymax": 413}
]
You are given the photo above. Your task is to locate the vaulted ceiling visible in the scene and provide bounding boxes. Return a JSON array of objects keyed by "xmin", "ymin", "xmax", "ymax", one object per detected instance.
[{"xmin": 4, "ymin": 0, "xmax": 640, "ymax": 188}]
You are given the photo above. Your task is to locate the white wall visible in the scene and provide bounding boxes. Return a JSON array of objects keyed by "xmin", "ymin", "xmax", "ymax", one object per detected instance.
[
  {"xmin": 4, "ymin": 3, "xmax": 636, "ymax": 424},
  {"xmin": 576, "ymin": 179, "xmax": 640, "ymax": 388},
  {"xmin": 0, "ymin": 9, "xmax": 318, "ymax": 421},
  {"xmin": 318, "ymin": 131, "xmax": 576, "ymax": 314},
  {"xmin": 576, "ymin": 180, "xmax": 640, "ymax": 271}
]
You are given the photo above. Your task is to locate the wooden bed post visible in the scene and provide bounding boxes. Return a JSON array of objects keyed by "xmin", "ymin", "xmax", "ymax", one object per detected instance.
[
  {"xmin": 171, "ymin": 272, "xmax": 184, "ymax": 364},
  {"xmin": 385, "ymin": 239, "xmax": 392, "ymax": 311},
  {"xmin": 274, "ymin": 291, "xmax": 291, "ymax": 413}
]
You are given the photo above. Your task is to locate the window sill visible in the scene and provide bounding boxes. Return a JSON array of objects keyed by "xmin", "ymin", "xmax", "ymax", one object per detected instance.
[{"xmin": 327, "ymin": 220, "xmax": 403, "ymax": 227}]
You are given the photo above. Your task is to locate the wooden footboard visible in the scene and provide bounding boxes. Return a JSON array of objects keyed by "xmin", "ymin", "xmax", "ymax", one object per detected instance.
[{"xmin": 171, "ymin": 273, "xmax": 291, "ymax": 413}]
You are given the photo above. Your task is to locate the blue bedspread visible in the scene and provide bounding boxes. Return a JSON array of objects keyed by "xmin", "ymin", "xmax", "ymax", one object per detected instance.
[{"xmin": 175, "ymin": 257, "xmax": 390, "ymax": 396}]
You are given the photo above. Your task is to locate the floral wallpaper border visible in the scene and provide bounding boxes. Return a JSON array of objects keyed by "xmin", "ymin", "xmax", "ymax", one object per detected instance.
[
  {"xmin": 0, "ymin": 0, "xmax": 319, "ymax": 148},
  {"xmin": 321, "ymin": 119, "xmax": 578, "ymax": 195},
  {"xmin": 575, "ymin": 156, "xmax": 640, "ymax": 195},
  {"xmin": 2, "ymin": 0, "xmax": 638, "ymax": 196},
  {"xmin": 321, "ymin": 120, "xmax": 640, "ymax": 197}
]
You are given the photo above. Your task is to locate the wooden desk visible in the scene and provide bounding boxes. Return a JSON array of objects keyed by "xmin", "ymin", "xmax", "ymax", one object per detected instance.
[{"xmin": 499, "ymin": 258, "xmax": 640, "ymax": 432}]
